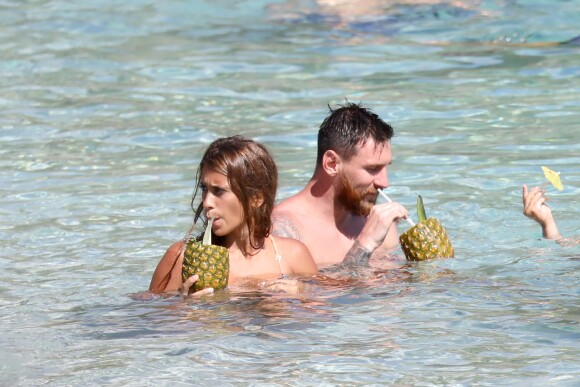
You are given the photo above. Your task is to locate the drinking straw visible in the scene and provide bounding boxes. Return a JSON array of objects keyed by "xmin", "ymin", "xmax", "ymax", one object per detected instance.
[
  {"xmin": 377, "ymin": 189, "xmax": 415, "ymax": 227},
  {"xmin": 203, "ymin": 217, "xmax": 215, "ymax": 245}
]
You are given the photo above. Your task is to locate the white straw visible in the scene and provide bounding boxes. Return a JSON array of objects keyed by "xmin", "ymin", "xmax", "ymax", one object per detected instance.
[{"xmin": 378, "ymin": 189, "xmax": 415, "ymax": 226}]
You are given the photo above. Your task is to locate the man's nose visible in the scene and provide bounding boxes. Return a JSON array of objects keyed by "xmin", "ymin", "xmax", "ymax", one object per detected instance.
[{"xmin": 374, "ymin": 169, "xmax": 389, "ymax": 189}]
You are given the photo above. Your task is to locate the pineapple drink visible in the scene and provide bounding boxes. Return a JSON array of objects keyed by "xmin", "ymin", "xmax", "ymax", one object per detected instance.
[
  {"xmin": 181, "ymin": 217, "xmax": 229, "ymax": 294},
  {"xmin": 399, "ymin": 196, "xmax": 454, "ymax": 261}
]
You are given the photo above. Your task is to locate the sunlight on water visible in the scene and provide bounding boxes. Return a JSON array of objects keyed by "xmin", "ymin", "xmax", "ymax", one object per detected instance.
[{"xmin": 1, "ymin": 0, "xmax": 579, "ymax": 385}]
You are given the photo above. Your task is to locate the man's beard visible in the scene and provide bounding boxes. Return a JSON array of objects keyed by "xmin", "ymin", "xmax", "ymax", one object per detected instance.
[{"xmin": 335, "ymin": 171, "xmax": 378, "ymax": 216}]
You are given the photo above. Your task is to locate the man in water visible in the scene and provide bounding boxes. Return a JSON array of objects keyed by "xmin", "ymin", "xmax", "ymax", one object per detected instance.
[{"xmin": 272, "ymin": 102, "xmax": 409, "ymax": 268}]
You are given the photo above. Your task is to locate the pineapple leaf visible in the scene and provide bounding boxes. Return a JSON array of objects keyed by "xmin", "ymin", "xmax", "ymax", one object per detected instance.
[
  {"xmin": 202, "ymin": 217, "xmax": 214, "ymax": 245},
  {"xmin": 417, "ymin": 195, "xmax": 427, "ymax": 222}
]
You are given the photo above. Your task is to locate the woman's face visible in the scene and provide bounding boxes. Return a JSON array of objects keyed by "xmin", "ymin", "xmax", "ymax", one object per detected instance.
[{"xmin": 200, "ymin": 167, "xmax": 245, "ymax": 238}]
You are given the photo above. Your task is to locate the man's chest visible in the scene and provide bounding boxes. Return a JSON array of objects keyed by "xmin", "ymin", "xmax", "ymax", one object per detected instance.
[{"xmin": 302, "ymin": 228, "xmax": 356, "ymax": 266}]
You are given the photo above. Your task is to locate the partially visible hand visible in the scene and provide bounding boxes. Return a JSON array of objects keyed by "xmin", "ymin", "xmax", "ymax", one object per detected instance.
[
  {"xmin": 522, "ymin": 184, "xmax": 560, "ymax": 239},
  {"xmin": 357, "ymin": 202, "xmax": 409, "ymax": 251},
  {"xmin": 522, "ymin": 184, "xmax": 553, "ymax": 226},
  {"xmin": 180, "ymin": 274, "xmax": 215, "ymax": 297}
]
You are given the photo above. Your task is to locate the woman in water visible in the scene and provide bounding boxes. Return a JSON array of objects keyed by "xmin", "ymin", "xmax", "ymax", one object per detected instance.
[
  {"xmin": 150, "ymin": 136, "xmax": 318, "ymax": 295},
  {"xmin": 522, "ymin": 184, "xmax": 579, "ymax": 247}
]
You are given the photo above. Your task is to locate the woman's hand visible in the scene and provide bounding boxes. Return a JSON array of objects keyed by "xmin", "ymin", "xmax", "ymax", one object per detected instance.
[{"xmin": 180, "ymin": 275, "xmax": 215, "ymax": 297}]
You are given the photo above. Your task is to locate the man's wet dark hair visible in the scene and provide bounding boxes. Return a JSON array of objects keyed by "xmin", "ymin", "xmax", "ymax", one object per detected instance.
[{"xmin": 316, "ymin": 102, "xmax": 394, "ymax": 166}]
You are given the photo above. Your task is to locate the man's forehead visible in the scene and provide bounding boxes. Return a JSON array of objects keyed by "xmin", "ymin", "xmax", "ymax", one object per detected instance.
[
  {"xmin": 346, "ymin": 139, "xmax": 391, "ymax": 167},
  {"xmin": 356, "ymin": 138, "xmax": 391, "ymax": 156}
]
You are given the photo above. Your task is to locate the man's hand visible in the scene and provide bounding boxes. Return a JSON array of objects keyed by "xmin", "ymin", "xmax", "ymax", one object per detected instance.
[{"xmin": 356, "ymin": 202, "xmax": 409, "ymax": 252}]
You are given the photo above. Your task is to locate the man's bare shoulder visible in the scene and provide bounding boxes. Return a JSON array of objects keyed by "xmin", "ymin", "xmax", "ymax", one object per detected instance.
[
  {"xmin": 271, "ymin": 209, "xmax": 303, "ymax": 240},
  {"xmin": 274, "ymin": 191, "xmax": 305, "ymax": 212},
  {"xmin": 272, "ymin": 193, "xmax": 309, "ymax": 240}
]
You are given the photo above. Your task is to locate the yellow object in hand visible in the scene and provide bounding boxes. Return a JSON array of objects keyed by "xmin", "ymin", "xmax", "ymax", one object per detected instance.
[{"xmin": 541, "ymin": 166, "xmax": 563, "ymax": 191}]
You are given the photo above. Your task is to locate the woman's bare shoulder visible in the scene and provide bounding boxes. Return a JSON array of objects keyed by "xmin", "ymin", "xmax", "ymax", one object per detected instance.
[
  {"xmin": 149, "ymin": 241, "xmax": 186, "ymax": 293},
  {"xmin": 274, "ymin": 236, "xmax": 307, "ymax": 252},
  {"xmin": 155, "ymin": 241, "xmax": 185, "ymax": 267},
  {"xmin": 274, "ymin": 236, "xmax": 317, "ymax": 274},
  {"xmin": 165, "ymin": 240, "xmax": 185, "ymax": 255}
]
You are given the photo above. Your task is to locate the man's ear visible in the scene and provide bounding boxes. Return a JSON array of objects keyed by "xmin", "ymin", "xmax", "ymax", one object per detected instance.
[{"xmin": 322, "ymin": 150, "xmax": 341, "ymax": 177}]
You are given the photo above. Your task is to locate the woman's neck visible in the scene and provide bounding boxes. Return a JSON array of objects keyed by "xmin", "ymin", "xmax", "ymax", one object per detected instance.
[{"xmin": 223, "ymin": 227, "xmax": 264, "ymax": 257}]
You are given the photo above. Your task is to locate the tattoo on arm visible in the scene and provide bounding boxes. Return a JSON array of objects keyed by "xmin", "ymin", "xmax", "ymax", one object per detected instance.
[
  {"xmin": 342, "ymin": 240, "xmax": 372, "ymax": 267},
  {"xmin": 271, "ymin": 215, "xmax": 302, "ymax": 240}
]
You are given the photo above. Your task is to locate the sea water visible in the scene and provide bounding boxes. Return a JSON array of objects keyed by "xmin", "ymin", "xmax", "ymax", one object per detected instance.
[{"xmin": 1, "ymin": 0, "xmax": 578, "ymax": 385}]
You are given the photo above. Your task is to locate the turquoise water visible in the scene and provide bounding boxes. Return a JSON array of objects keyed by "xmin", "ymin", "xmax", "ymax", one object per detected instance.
[{"xmin": 1, "ymin": 0, "xmax": 579, "ymax": 385}]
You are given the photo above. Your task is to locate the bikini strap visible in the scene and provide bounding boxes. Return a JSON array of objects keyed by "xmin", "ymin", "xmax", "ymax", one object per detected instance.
[{"xmin": 269, "ymin": 235, "xmax": 284, "ymax": 272}]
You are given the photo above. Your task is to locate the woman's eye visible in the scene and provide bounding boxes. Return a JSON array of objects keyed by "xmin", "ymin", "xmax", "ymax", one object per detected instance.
[{"xmin": 200, "ymin": 183, "xmax": 227, "ymax": 197}]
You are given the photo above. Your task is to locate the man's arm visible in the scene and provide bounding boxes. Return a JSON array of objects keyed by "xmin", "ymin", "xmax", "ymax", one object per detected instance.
[
  {"xmin": 331, "ymin": 204, "xmax": 405, "ymax": 271},
  {"xmin": 381, "ymin": 220, "xmax": 400, "ymax": 250},
  {"xmin": 342, "ymin": 240, "xmax": 373, "ymax": 267}
]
